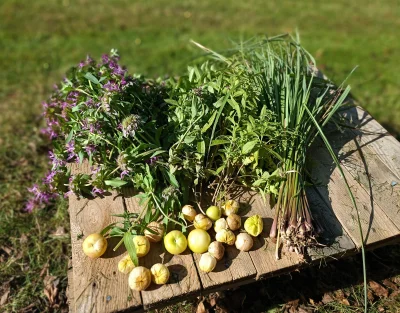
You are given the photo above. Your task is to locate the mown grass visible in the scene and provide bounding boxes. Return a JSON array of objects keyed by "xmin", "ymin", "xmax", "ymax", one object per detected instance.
[{"xmin": 0, "ymin": 0, "xmax": 399, "ymax": 312}]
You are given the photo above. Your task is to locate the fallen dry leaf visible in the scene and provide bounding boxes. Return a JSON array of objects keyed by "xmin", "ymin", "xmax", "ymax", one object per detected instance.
[
  {"xmin": 369, "ymin": 280, "xmax": 389, "ymax": 298},
  {"xmin": 389, "ymin": 290, "xmax": 400, "ymax": 299},
  {"xmin": 0, "ymin": 288, "xmax": 10, "ymax": 306},
  {"xmin": 382, "ymin": 279, "xmax": 398, "ymax": 291},
  {"xmin": 43, "ymin": 275, "xmax": 60, "ymax": 306},
  {"xmin": 321, "ymin": 293, "xmax": 334, "ymax": 304},
  {"xmin": 52, "ymin": 227, "xmax": 66, "ymax": 237},
  {"xmin": 196, "ymin": 300, "xmax": 208, "ymax": 313},
  {"xmin": 368, "ymin": 290, "xmax": 375, "ymax": 301},
  {"xmin": 340, "ymin": 298, "xmax": 350, "ymax": 306},
  {"xmin": 20, "ymin": 234, "xmax": 28, "ymax": 244}
]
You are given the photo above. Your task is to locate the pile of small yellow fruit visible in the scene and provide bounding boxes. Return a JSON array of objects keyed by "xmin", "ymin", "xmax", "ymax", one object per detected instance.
[{"xmin": 81, "ymin": 199, "xmax": 263, "ymax": 290}]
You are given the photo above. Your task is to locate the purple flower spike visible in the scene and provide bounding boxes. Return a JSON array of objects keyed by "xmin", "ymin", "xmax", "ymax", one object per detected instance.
[
  {"xmin": 24, "ymin": 198, "xmax": 37, "ymax": 213},
  {"xmin": 92, "ymin": 187, "xmax": 105, "ymax": 196},
  {"xmin": 85, "ymin": 144, "xmax": 96, "ymax": 155},
  {"xmin": 120, "ymin": 170, "xmax": 129, "ymax": 179}
]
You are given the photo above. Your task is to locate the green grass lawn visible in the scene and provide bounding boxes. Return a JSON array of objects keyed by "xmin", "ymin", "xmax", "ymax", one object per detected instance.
[{"xmin": 0, "ymin": 0, "xmax": 399, "ymax": 312}]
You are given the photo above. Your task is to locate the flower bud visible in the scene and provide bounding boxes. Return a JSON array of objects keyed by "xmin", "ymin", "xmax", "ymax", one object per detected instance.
[
  {"xmin": 199, "ymin": 253, "xmax": 217, "ymax": 273},
  {"xmin": 221, "ymin": 199, "xmax": 240, "ymax": 216},
  {"xmin": 132, "ymin": 235, "xmax": 150, "ymax": 257},
  {"xmin": 128, "ymin": 266, "xmax": 151, "ymax": 291},
  {"xmin": 193, "ymin": 214, "xmax": 212, "ymax": 231},
  {"xmin": 235, "ymin": 233, "xmax": 254, "ymax": 252},
  {"xmin": 226, "ymin": 213, "xmax": 241, "ymax": 231},
  {"xmin": 208, "ymin": 241, "xmax": 225, "ymax": 261},
  {"xmin": 150, "ymin": 263, "xmax": 170, "ymax": 285},
  {"xmin": 118, "ymin": 254, "xmax": 136, "ymax": 274},
  {"xmin": 144, "ymin": 221, "xmax": 165, "ymax": 243},
  {"xmin": 182, "ymin": 205, "xmax": 197, "ymax": 222},
  {"xmin": 214, "ymin": 218, "xmax": 228, "ymax": 233},
  {"xmin": 244, "ymin": 215, "xmax": 263, "ymax": 237},
  {"xmin": 215, "ymin": 229, "xmax": 235, "ymax": 245}
]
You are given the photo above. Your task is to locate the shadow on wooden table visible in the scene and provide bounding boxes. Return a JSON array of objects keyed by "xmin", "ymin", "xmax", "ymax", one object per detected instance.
[{"xmin": 307, "ymin": 104, "xmax": 390, "ymax": 258}]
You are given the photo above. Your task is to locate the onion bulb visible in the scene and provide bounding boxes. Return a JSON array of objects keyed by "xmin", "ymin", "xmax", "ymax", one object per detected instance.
[
  {"xmin": 208, "ymin": 241, "xmax": 225, "ymax": 261},
  {"xmin": 128, "ymin": 266, "xmax": 151, "ymax": 291},
  {"xmin": 132, "ymin": 235, "xmax": 150, "ymax": 257},
  {"xmin": 221, "ymin": 199, "xmax": 240, "ymax": 216},
  {"xmin": 144, "ymin": 221, "xmax": 165, "ymax": 243},
  {"xmin": 150, "ymin": 263, "xmax": 170, "ymax": 285},
  {"xmin": 235, "ymin": 233, "xmax": 254, "ymax": 251},
  {"xmin": 244, "ymin": 215, "xmax": 263, "ymax": 237},
  {"xmin": 182, "ymin": 205, "xmax": 197, "ymax": 222},
  {"xmin": 215, "ymin": 229, "xmax": 235, "ymax": 245},
  {"xmin": 193, "ymin": 214, "xmax": 212, "ymax": 231},
  {"xmin": 226, "ymin": 213, "xmax": 241, "ymax": 231},
  {"xmin": 199, "ymin": 253, "xmax": 217, "ymax": 273},
  {"xmin": 214, "ymin": 218, "xmax": 228, "ymax": 233},
  {"xmin": 82, "ymin": 233, "xmax": 108, "ymax": 259},
  {"xmin": 118, "ymin": 254, "xmax": 136, "ymax": 274}
]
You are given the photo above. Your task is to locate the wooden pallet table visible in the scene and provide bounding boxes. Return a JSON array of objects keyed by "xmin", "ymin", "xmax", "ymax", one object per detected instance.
[{"xmin": 67, "ymin": 106, "xmax": 400, "ymax": 313}]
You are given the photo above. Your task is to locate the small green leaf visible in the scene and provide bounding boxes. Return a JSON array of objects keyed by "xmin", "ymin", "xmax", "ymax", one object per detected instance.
[
  {"xmin": 197, "ymin": 140, "xmax": 205, "ymax": 154},
  {"xmin": 84, "ymin": 72, "xmax": 101, "ymax": 85},
  {"xmin": 66, "ymin": 129, "xmax": 74, "ymax": 143},
  {"xmin": 100, "ymin": 223, "xmax": 118, "ymax": 236},
  {"xmin": 105, "ymin": 179, "xmax": 128, "ymax": 187},
  {"xmin": 167, "ymin": 171, "xmax": 179, "ymax": 188},
  {"xmin": 210, "ymin": 139, "xmax": 230, "ymax": 146},
  {"xmin": 164, "ymin": 99, "xmax": 178, "ymax": 105},
  {"xmin": 242, "ymin": 140, "xmax": 258, "ymax": 154},
  {"xmin": 123, "ymin": 232, "xmax": 138, "ymax": 266}
]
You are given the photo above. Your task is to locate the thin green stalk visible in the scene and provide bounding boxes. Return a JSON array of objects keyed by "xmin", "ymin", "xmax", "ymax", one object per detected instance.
[{"xmin": 303, "ymin": 104, "xmax": 367, "ymax": 313}]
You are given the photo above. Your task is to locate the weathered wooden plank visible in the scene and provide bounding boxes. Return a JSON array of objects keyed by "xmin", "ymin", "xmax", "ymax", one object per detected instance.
[
  {"xmin": 67, "ymin": 260, "xmax": 75, "ymax": 313},
  {"xmin": 344, "ymin": 106, "xmax": 400, "ymax": 179},
  {"xmin": 307, "ymin": 187, "xmax": 357, "ymax": 261},
  {"xmin": 123, "ymin": 189, "xmax": 202, "ymax": 309},
  {"xmin": 192, "ymin": 192, "xmax": 257, "ymax": 291},
  {"xmin": 309, "ymin": 140, "xmax": 400, "ymax": 248},
  {"xmin": 326, "ymin": 121, "xmax": 400, "ymax": 229},
  {"xmin": 69, "ymin": 163, "xmax": 142, "ymax": 313}
]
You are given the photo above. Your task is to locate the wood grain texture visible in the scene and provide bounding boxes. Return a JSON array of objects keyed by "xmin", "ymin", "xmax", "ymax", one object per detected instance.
[
  {"xmin": 69, "ymin": 163, "xmax": 142, "ymax": 313},
  {"xmin": 67, "ymin": 260, "xmax": 75, "ymax": 313},
  {"xmin": 329, "ymin": 107, "xmax": 400, "ymax": 228},
  {"xmin": 123, "ymin": 188, "xmax": 201, "ymax": 309},
  {"xmin": 307, "ymin": 187, "xmax": 356, "ymax": 261},
  {"xmin": 344, "ymin": 106, "xmax": 400, "ymax": 179},
  {"xmin": 309, "ymin": 140, "xmax": 400, "ymax": 248}
]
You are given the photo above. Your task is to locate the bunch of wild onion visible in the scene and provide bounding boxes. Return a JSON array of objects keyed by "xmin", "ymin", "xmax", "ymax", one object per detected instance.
[
  {"xmin": 239, "ymin": 36, "xmax": 351, "ymax": 258},
  {"xmin": 29, "ymin": 50, "xmax": 187, "ymax": 233}
]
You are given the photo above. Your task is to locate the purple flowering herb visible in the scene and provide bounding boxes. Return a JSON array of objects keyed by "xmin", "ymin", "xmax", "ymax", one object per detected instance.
[
  {"xmin": 92, "ymin": 187, "xmax": 105, "ymax": 196},
  {"xmin": 120, "ymin": 170, "xmax": 129, "ymax": 179},
  {"xmin": 121, "ymin": 115, "xmax": 140, "ymax": 138},
  {"xmin": 91, "ymin": 166, "xmax": 101, "ymax": 175},
  {"xmin": 24, "ymin": 198, "xmax": 37, "ymax": 213},
  {"xmin": 103, "ymin": 80, "xmax": 120, "ymax": 92},
  {"xmin": 78, "ymin": 61, "xmax": 85, "ymax": 68},
  {"xmin": 146, "ymin": 156, "xmax": 160, "ymax": 166},
  {"xmin": 85, "ymin": 144, "xmax": 96, "ymax": 155},
  {"xmin": 102, "ymin": 54, "xmax": 110, "ymax": 64},
  {"xmin": 43, "ymin": 170, "xmax": 57, "ymax": 184}
]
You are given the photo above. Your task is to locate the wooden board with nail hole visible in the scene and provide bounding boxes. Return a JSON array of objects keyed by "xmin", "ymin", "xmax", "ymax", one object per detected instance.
[
  {"xmin": 68, "ymin": 163, "xmax": 142, "ymax": 313},
  {"xmin": 123, "ymin": 188, "xmax": 202, "ymax": 309},
  {"xmin": 67, "ymin": 106, "xmax": 400, "ymax": 312}
]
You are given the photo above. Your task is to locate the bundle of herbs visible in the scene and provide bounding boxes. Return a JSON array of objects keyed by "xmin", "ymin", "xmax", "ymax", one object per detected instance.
[
  {"xmin": 167, "ymin": 35, "xmax": 354, "ymax": 259},
  {"xmin": 31, "ymin": 50, "xmax": 189, "ymax": 261}
]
